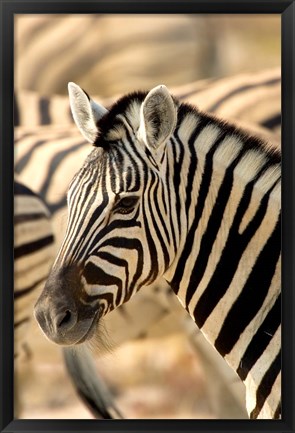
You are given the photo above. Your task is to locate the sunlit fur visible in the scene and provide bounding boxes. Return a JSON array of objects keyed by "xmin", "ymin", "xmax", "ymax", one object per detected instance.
[{"xmin": 44, "ymin": 89, "xmax": 280, "ymax": 419}]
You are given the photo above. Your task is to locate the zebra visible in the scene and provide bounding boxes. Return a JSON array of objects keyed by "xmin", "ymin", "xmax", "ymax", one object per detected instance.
[{"xmin": 34, "ymin": 83, "xmax": 281, "ymax": 419}]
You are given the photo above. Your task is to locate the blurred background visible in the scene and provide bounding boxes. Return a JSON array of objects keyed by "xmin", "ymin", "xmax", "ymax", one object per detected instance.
[
  {"xmin": 15, "ymin": 14, "xmax": 280, "ymax": 97},
  {"xmin": 14, "ymin": 14, "xmax": 280, "ymax": 420}
]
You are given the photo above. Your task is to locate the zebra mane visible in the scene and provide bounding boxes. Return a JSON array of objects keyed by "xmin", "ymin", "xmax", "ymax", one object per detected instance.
[
  {"xmin": 94, "ymin": 89, "xmax": 281, "ymax": 167},
  {"xmin": 94, "ymin": 91, "xmax": 148, "ymax": 146},
  {"xmin": 177, "ymin": 102, "xmax": 281, "ymax": 165}
]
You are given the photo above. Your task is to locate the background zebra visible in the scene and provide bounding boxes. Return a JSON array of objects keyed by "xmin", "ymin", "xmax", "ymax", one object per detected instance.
[
  {"xmin": 15, "ymin": 67, "xmax": 281, "ymax": 139},
  {"xmin": 34, "ymin": 83, "xmax": 281, "ymax": 419},
  {"xmin": 15, "ymin": 14, "xmax": 280, "ymax": 99},
  {"xmin": 14, "ymin": 180, "xmax": 54, "ymax": 362},
  {"xmin": 14, "ymin": 180, "xmax": 55, "ymax": 415}
]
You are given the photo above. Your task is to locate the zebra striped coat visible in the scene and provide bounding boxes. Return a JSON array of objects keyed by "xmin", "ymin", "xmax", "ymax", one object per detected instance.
[
  {"xmin": 34, "ymin": 84, "xmax": 281, "ymax": 419},
  {"xmin": 14, "ymin": 180, "xmax": 55, "ymax": 416},
  {"xmin": 15, "ymin": 15, "xmax": 279, "ymax": 100},
  {"xmin": 14, "ymin": 180, "xmax": 54, "ymax": 361},
  {"xmin": 15, "ymin": 67, "xmax": 281, "ymax": 139}
]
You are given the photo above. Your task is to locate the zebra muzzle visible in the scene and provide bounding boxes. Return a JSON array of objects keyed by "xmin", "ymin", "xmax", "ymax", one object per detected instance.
[{"xmin": 34, "ymin": 264, "xmax": 100, "ymax": 345}]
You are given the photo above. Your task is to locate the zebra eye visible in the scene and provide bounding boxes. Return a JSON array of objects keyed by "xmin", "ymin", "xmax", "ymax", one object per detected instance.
[{"xmin": 114, "ymin": 196, "xmax": 139, "ymax": 214}]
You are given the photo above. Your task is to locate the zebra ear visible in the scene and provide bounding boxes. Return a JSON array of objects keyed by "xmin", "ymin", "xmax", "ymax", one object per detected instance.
[
  {"xmin": 139, "ymin": 85, "xmax": 177, "ymax": 151},
  {"xmin": 68, "ymin": 82, "xmax": 108, "ymax": 144}
]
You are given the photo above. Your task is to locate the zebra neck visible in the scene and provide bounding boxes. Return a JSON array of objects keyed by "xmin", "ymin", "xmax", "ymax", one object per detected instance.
[{"xmin": 163, "ymin": 112, "xmax": 281, "ymax": 386}]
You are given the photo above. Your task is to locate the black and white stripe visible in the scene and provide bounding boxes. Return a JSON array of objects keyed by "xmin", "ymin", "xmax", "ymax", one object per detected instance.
[
  {"xmin": 14, "ymin": 68, "xmax": 281, "ymax": 139},
  {"xmin": 14, "ymin": 180, "xmax": 55, "ymax": 361},
  {"xmin": 14, "ymin": 180, "xmax": 55, "ymax": 416},
  {"xmin": 16, "ymin": 15, "xmax": 279, "ymax": 100},
  {"xmin": 35, "ymin": 84, "xmax": 280, "ymax": 419}
]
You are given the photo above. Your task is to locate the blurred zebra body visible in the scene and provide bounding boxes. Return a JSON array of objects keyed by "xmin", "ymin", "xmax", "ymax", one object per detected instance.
[
  {"xmin": 16, "ymin": 14, "xmax": 280, "ymax": 102},
  {"xmin": 14, "ymin": 67, "xmax": 281, "ymax": 138},
  {"xmin": 15, "ymin": 15, "xmax": 219, "ymax": 97},
  {"xmin": 175, "ymin": 67, "xmax": 281, "ymax": 136},
  {"xmin": 14, "ymin": 180, "xmax": 55, "ymax": 361},
  {"xmin": 34, "ymin": 84, "xmax": 281, "ymax": 419},
  {"xmin": 14, "ymin": 180, "xmax": 55, "ymax": 416}
]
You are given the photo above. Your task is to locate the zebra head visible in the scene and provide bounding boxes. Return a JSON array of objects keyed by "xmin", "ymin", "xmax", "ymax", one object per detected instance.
[{"xmin": 34, "ymin": 83, "xmax": 179, "ymax": 345}]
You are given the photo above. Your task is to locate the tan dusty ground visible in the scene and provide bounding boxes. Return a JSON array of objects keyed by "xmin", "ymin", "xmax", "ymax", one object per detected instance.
[{"xmin": 16, "ymin": 318, "xmax": 218, "ymax": 420}]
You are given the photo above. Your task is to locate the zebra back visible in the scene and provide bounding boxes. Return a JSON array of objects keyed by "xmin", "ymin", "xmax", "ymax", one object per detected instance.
[
  {"xmin": 16, "ymin": 15, "xmax": 280, "ymax": 99},
  {"xmin": 14, "ymin": 68, "xmax": 280, "ymax": 137}
]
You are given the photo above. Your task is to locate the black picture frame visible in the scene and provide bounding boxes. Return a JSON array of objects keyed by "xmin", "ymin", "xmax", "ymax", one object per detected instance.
[{"xmin": 1, "ymin": 1, "xmax": 294, "ymax": 432}]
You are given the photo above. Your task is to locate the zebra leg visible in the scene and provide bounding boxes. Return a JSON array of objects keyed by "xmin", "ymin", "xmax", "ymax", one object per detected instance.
[{"xmin": 62, "ymin": 347, "xmax": 123, "ymax": 419}]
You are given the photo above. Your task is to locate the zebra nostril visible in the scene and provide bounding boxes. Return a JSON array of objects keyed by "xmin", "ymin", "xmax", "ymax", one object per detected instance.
[
  {"xmin": 56, "ymin": 309, "xmax": 77, "ymax": 331},
  {"xmin": 57, "ymin": 310, "xmax": 71, "ymax": 327}
]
